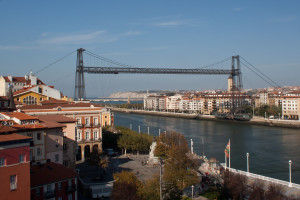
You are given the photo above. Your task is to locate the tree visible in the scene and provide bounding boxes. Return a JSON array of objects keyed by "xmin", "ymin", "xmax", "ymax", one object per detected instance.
[
  {"xmin": 221, "ymin": 170, "xmax": 248, "ymax": 200},
  {"xmin": 249, "ymin": 180, "xmax": 266, "ymax": 200},
  {"xmin": 111, "ymin": 182, "xmax": 139, "ymax": 200},
  {"xmin": 139, "ymin": 174, "xmax": 160, "ymax": 200},
  {"xmin": 111, "ymin": 171, "xmax": 142, "ymax": 200},
  {"xmin": 155, "ymin": 131, "xmax": 199, "ymax": 191},
  {"xmin": 265, "ymin": 184, "xmax": 286, "ymax": 200}
]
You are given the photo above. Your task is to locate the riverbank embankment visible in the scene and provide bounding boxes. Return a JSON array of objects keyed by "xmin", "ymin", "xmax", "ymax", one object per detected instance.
[{"xmin": 109, "ymin": 107, "xmax": 300, "ymax": 129}]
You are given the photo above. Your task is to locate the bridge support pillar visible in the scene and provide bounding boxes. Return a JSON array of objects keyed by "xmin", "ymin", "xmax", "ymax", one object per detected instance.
[{"xmin": 74, "ymin": 48, "xmax": 86, "ymax": 100}]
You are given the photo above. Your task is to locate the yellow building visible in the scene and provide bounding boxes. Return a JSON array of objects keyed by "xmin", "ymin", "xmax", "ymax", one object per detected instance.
[{"xmin": 14, "ymin": 89, "xmax": 51, "ymax": 105}]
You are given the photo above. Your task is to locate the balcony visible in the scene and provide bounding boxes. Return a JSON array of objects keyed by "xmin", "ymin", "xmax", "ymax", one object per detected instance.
[
  {"xmin": 76, "ymin": 124, "xmax": 83, "ymax": 128},
  {"xmin": 77, "ymin": 138, "xmax": 102, "ymax": 144},
  {"xmin": 44, "ymin": 189, "xmax": 56, "ymax": 199},
  {"xmin": 85, "ymin": 123, "xmax": 92, "ymax": 128},
  {"xmin": 93, "ymin": 123, "xmax": 101, "ymax": 128},
  {"xmin": 66, "ymin": 184, "xmax": 77, "ymax": 193}
]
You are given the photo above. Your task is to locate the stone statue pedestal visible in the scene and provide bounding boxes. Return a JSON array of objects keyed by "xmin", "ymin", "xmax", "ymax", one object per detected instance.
[{"xmin": 148, "ymin": 142, "xmax": 159, "ymax": 165}]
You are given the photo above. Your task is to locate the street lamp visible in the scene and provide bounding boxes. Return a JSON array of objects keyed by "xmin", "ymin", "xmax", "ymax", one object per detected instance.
[
  {"xmin": 191, "ymin": 185, "xmax": 194, "ymax": 200},
  {"xmin": 289, "ymin": 160, "xmax": 292, "ymax": 187},
  {"xmin": 246, "ymin": 153, "xmax": 249, "ymax": 175}
]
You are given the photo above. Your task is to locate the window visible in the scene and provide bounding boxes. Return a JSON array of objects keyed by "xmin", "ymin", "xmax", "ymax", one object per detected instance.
[
  {"xmin": 0, "ymin": 157, "xmax": 6, "ymax": 166},
  {"xmin": 37, "ymin": 148, "xmax": 41, "ymax": 156},
  {"xmin": 56, "ymin": 139, "xmax": 59, "ymax": 147},
  {"xmin": 58, "ymin": 182, "xmax": 62, "ymax": 190},
  {"xmin": 77, "ymin": 132, "xmax": 81, "ymax": 141},
  {"xmin": 85, "ymin": 131, "xmax": 90, "ymax": 140},
  {"xmin": 10, "ymin": 175, "xmax": 17, "ymax": 190},
  {"xmin": 19, "ymin": 154, "xmax": 25, "ymax": 163},
  {"xmin": 85, "ymin": 117, "xmax": 90, "ymax": 125},
  {"xmin": 23, "ymin": 95, "xmax": 37, "ymax": 105},
  {"xmin": 76, "ymin": 118, "xmax": 81, "ymax": 125},
  {"xmin": 55, "ymin": 154, "xmax": 59, "ymax": 162},
  {"xmin": 68, "ymin": 193, "xmax": 73, "ymax": 200},
  {"xmin": 37, "ymin": 133, "xmax": 41, "ymax": 140},
  {"xmin": 94, "ymin": 131, "xmax": 98, "ymax": 139},
  {"xmin": 36, "ymin": 188, "xmax": 40, "ymax": 197},
  {"xmin": 94, "ymin": 117, "xmax": 98, "ymax": 125},
  {"xmin": 58, "ymin": 197, "xmax": 62, "ymax": 200},
  {"xmin": 46, "ymin": 184, "xmax": 51, "ymax": 192},
  {"xmin": 27, "ymin": 133, "xmax": 33, "ymax": 138},
  {"xmin": 63, "ymin": 143, "xmax": 67, "ymax": 150}
]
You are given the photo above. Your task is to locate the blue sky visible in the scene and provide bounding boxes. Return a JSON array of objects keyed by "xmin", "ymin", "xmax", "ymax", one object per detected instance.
[{"xmin": 1, "ymin": 1, "xmax": 300, "ymax": 97}]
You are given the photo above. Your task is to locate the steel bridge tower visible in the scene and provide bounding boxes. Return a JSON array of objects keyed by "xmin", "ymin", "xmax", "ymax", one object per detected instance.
[{"xmin": 74, "ymin": 48, "xmax": 86, "ymax": 100}]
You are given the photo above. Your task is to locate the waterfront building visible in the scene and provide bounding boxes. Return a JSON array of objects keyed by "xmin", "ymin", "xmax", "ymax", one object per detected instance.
[
  {"xmin": 21, "ymin": 102, "xmax": 114, "ymax": 162},
  {"xmin": 166, "ymin": 95, "xmax": 182, "ymax": 111},
  {"xmin": 0, "ymin": 133, "xmax": 31, "ymax": 200},
  {"xmin": 30, "ymin": 162, "xmax": 78, "ymax": 200},
  {"xmin": 282, "ymin": 92, "xmax": 300, "ymax": 120}
]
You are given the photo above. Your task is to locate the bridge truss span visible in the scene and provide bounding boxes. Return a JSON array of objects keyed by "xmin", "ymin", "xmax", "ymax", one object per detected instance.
[{"xmin": 83, "ymin": 66, "xmax": 236, "ymax": 75}]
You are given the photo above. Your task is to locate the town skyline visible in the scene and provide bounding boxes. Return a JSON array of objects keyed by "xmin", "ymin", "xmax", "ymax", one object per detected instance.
[{"xmin": 1, "ymin": 1, "xmax": 300, "ymax": 97}]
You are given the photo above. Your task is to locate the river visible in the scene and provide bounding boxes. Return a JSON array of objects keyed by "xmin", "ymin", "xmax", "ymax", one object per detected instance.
[{"xmin": 113, "ymin": 112, "xmax": 300, "ymax": 184}]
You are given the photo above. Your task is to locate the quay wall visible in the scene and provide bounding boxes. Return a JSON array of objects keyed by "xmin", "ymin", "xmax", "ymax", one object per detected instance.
[{"xmin": 109, "ymin": 108, "xmax": 300, "ymax": 129}]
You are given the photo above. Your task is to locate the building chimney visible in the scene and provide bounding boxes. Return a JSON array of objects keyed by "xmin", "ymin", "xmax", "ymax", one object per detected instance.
[{"xmin": 7, "ymin": 76, "xmax": 12, "ymax": 82}]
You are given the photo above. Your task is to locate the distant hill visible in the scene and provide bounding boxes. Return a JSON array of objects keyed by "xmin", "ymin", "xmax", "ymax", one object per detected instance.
[{"xmin": 107, "ymin": 90, "xmax": 180, "ymax": 98}]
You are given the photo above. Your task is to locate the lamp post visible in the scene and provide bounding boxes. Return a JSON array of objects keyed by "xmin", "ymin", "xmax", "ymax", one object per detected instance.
[
  {"xmin": 246, "ymin": 153, "xmax": 249, "ymax": 175},
  {"xmin": 191, "ymin": 185, "xmax": 194, "ymax": 200},
  {"xmin": 138, "ymin": 125, "xmax": 140, "ymax": 134},
  {"xmin": 289, "ymin": 160, "xmax": 292, "ymax": 187},
  {"xmin": 148, "ymin": 127, "xmax": 150, "ymax": 135}
]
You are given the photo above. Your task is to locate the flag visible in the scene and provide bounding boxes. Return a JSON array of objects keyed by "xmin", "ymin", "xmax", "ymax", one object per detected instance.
[{"xmin": 224, "ymin": 140, "xmax": 230, "ymax": 158}]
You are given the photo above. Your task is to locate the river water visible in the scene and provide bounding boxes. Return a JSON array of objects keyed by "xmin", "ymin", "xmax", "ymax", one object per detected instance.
[{"xmin": 113, "ymin": 112, "xmax": 300, "ymax": 184}]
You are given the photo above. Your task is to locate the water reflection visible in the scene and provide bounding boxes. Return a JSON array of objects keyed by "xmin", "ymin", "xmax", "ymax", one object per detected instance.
[{"xmin": 114, "ymin": 112, "xmax": 300, "ymax": 183}]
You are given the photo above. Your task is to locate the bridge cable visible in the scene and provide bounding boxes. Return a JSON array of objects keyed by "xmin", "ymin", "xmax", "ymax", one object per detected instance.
[
  {"xmin": 240, "ymin": 60, "xmax": 277, "ymax": 88},
  {"xmin": 34, "ymin": 50, "xmax": 76, "ymax": 75},
  {"xmin": 84, "ymin": 51, "xmax": 137, "ymax": 68},
  {"xmin": 47, "ymin": 72, "xmax": 75, "ymax": 85},
  {"xmin": 197, "ymin": 57, "xmax": 232, "ymax": 69},
  {"xmin": 240, "ymin": 56, "xmax": 281, "ymax": 88}
]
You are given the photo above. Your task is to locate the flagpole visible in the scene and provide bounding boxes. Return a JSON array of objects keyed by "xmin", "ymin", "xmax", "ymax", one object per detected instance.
[
  {"xmin": 225, "ymin": 152, "xmax": 227, "ymax": 170},
  {"xmin": 229, "ymin": 138, "xmax": 231, "ymax": 168}
]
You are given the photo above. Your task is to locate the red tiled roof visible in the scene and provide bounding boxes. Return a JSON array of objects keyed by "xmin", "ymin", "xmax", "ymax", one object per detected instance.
[
  {"xmin": 3, "ymin": 76, "xmax": 44, "ymax": 85},
  {"xmin": 40, "ymin": 121, "xmax": 65, "ymax": 128},
  {"xmin": 0, "ymin": 96, "xmax": 8, "ymax": 101},
  {"xmin": 13, "ymin": 86, "xmax": 37, "ymax": 96},
  {"xmin": 31, "ymin": 162, "xmax": 78, "ymax": 187},
  {"xmin": 12, "ymin": 124, "xmax": 46, "ymax": 130},
  {"xmin": 21, "ymin": 102, "xmax": 102, "ymax": 110},
  {"xmin": 0, "ymin": 112, "xmax": 38, "ymax": 120},
  {"xmin": 40, "ymin": 99, "xmax": 69, "ymax": 105},
  {"xmin": 35, "ymin": 115, "xmax": 76, "ymax": 123},
  {"xmin": 0, "ymin": 125, "xmax": 18, "ymax": 133},
  {"xmin": 0, "ymin": 133, "xmax": 31, "ymax": 142}
]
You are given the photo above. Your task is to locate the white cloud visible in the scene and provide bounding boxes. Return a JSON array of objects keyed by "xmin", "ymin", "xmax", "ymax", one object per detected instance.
[
  {"xmin": 37, "ymin": 30, "xmax": 107, "ymax": 44},
  {"xmin": 155, "ymin": 20, "xmax": 186, "ymax": 27},
  {"xmin": 124, "ymin": 31, "xmax": 143, "ymax": 36},
  {"xmin": 143, "ymin": 46, "xmax": 170, "ymax": 51},
  {"xmin": 0, "ymin": 45, "xmax": 23, "ymax": 50}
]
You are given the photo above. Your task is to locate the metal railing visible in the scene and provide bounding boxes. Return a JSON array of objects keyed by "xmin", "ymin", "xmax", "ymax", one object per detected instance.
[
  {"xmin": 44, "ymin": 189, "xmax": 56, "ymax": 199},
  {"xmin": 221, "ymin": 164, "xmax": 300, "ymax": 189}
]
